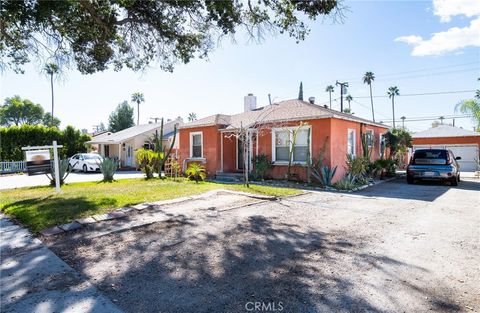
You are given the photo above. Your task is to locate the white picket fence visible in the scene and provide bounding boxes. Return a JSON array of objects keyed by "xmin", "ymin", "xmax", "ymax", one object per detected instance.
[{"xmin": 0, "ymin": 161, "xmax": 27, "ymax": 174}]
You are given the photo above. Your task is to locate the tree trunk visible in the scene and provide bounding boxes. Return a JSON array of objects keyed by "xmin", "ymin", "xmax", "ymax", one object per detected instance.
[
  {"xmin": 392, "ymin": 96, "xmax": 396, "ymax": 128},
  {"xmin": 137, "ymin": 102, "xmax": 140, "ymax": 125},
  {"xmin": 369, "ymin": 83, "xmax": 375, "ymax": 122},
  {"xmin": 329, "ymin": 92, "xmax": 332, "ymax": 109}
]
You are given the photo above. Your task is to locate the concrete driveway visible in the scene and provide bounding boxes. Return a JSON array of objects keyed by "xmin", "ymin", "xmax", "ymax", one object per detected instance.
[
  {"xmin": 40, "ymin": 176, "xmax": 480, "ymax": 313},
  {"xmin": 0, "ymin": 171, "xmax": 145, "ymax": 190}
]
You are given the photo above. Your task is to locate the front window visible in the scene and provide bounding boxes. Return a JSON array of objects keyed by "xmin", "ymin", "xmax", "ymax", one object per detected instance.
[
  {"xmin": 273, "ymin": 126, "xmax": 311, "ymax": 163},
  {"xmin": 366, "ymin": 130, "xmax": 374, "ymax": 148},
  {"xmin": 347, "ymin": 129, "xmax": 356, "ymax": 156},
  {"xmin": 379, "ymin": 134, "xmax": 386, "ymax": 157},
  {"xmin": 293, "ymin": 129, "xmax": 309, "ymax": 162},
  {"xmin": 274, "ymin": 130, "xmax": 289, "ymax": 162},
  {"xmin": 190, "ymin": 132, "xmax": 203, "ymax": 158}
]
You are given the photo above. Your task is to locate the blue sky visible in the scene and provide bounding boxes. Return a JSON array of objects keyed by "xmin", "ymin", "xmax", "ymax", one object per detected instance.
[{"xmin": 1, "ymin": 0, "xmax": 479, "ymax": 133}]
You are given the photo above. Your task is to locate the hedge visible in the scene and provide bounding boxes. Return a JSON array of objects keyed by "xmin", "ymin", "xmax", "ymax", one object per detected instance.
[{"xmin": 0, "ymin": 125, "xmax": 91, "ymax": 161}]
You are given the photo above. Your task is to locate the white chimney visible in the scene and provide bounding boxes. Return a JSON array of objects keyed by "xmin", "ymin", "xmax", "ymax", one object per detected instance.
[
  {"xmin": 244, "ymin": 93, "xmax": 257, "ymax": 112},
  {"xmin": 308, "ymin": 97, "xmax": 315, "ymax": 104}
]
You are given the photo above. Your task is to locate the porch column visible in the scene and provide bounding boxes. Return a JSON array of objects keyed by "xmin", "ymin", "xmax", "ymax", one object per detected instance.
[
  {"xmin": 220, "ymin": 132, "xmax": 224, "ymax": 173},
  {"xmin": 118, "ymin": 143, "xmax": 122, "ymax": 167}
]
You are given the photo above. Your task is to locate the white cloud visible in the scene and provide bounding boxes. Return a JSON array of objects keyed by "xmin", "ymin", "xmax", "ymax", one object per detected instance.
[
  {"xmin": 395, "ymin": 17, "xmax": 480, "ymax": 56},
  {"xmin": 433, "ymin": 0, "xmax": 480, "ymax": 22}
]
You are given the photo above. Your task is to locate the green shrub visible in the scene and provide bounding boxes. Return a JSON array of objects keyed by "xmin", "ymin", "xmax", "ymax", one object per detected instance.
[
  {"xmin": 252, "ymin": 154, "xmax": 272, "ymax": 180},
  {"xmin": 345, "ymin": 154, "xmax": 369, "ymax": 178},
  {"xmin": 0, "ymin": 124, "xmax": 90, "ymax": 161},
  {"xmin": 318, "ymin": 165, "xmax": 337, "ymax": 186},
  {"xmin": 333, "ymin": 173, "xmax": 357, "ymax": 190},
  {"xmin": 135, "ymin": 148, "xmax": 157, "ymax": 179},
  {"xmin": 99, "ymin": 158, "xmax": 118, "ymax": 182},
  {"xmin": 185, "ymin": 162, "xmax": 206, "ymax": 183}
]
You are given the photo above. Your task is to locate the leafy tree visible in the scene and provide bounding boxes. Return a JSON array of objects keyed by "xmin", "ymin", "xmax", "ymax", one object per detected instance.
[
  {"xmin": 42, "ymin": 112, "xmax": 61, "ymax": 128},
  {"xmin": 387, "ymin": 86, "xmax": 400, "ymax": 128},
  {"xmin": 363, "ymin": 71, "xmax": 375, "ymax": 122},
  {"xmin": 384, "ymin": 128, "xmax": 412, "ymax": 162},
  {"xmin": 1, "ymin": 1, "xmax": 341, "ymax": 74},
  {"xmin": 131, "ymin": 92, "xmax": 145, "ymax": 125},
  {"xmin": 61, "ymin": 125, "xmax": 90, "ymax": 157},
  {"xmin": 0, "ymin": 96, "xmax": 44, "ymax": 126},
  {"xmin": 298, "ymin": 82, "xmax": 304, "ymax": 101},
  {"xmin": 44, "ymin": 63, "xmax": 59, "ymax": 125},
  {"xmin": 108, "ymin": 101, "xmax": 135, "ymax": 132},
  {"xmin": 188, "ymin": 113, "xmax": 197, "ymax": 122},
  {"xmin": 325, "ymin": 85, "xmax": 334, "ymax": 109}
]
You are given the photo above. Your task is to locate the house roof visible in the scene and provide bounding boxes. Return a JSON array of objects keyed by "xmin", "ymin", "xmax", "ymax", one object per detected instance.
[
  {"xmin": 180, "ymin": 99, "xmax": 388, "ymax": 130},
  {"xmin": 412, "ymin": 124, "xmax": 480, "ymax": 138},
  {"xmin": 87, "ymin": 118, "xmax": 182, "ymax": 144}
]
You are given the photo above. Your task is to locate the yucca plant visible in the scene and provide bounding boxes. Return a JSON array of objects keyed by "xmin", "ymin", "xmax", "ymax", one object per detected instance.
[
  {"xmin": 185, "ymin": 162, "xmax": 206, "ymax": 183},
  {"xmin": 99, "ymin": 158, "xmax": 118, "ymax": 182},
  {"xmin": 169, "ymin": 159, "xmax": 181, "ymax": 180},
  {"xmin": 46, "ymin": 159, "xmax": 72, "ymax": 186},
  {"xmin": 135, "ymin": 148, "xmax": 157, "ymax": 179}
]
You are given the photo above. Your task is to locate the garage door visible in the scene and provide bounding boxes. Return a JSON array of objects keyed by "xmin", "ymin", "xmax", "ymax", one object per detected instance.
[{"xmin": 413, "ymin": 144, "xmax": 479, "ymax": 171}]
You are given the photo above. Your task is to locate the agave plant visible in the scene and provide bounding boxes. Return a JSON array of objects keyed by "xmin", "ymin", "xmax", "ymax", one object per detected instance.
[
  {"xmin": 99, "ymin": 158, "xmax": 118, "ymax": 182},
  {"xmin": 185, "ymin": 162, "xmax": 206, "ymax": 183},
  {"xmin": 319, "ymin": 165, "xmax": 337, "ymax": 186},
  {"xmin": 334, "ymin": 173, "xmax": 358, "ymax": 190},
  {"xmin": 46, "ymin": 159, "xmax": 72, "ymax": 186}
]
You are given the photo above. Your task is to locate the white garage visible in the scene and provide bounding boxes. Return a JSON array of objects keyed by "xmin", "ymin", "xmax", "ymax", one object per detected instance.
[{"xmin": 412, "ymin": 125, "xmax": 480, "ymax": 172}]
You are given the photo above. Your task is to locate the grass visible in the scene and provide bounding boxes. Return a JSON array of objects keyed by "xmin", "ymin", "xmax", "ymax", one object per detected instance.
[{"xmin": 0, "ymin": 178, "xmax": 300, "ymax": 233}]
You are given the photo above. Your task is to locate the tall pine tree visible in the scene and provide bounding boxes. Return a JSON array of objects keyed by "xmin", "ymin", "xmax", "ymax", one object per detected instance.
[{"xmin": 298, "ymin": 82, "xmax": 304, "ymax": 101}]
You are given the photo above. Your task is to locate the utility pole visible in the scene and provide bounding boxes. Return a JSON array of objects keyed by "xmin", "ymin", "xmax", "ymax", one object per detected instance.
[
  {"xmin": 439, "ymin": 116, "xmax": 445, "ymax": 124},
  {"xmin": 401, "ymin": 116, "xmax": 406, "ymax": 128},
  {"xmin": 268, "ymin": 94, "xmax": 272, "ymax": 105},
  {"xmin": 335, "ymin": 81, "xmax": 349, "ymax": 113},
  {"xmin": 150, "ymin": 117, "xmax": 161, "ymax": 124}
]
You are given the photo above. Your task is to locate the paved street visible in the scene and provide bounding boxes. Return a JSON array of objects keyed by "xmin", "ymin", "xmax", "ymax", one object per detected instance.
[
  {"xmin": 0, "ymin": 171, "xmax": 145, "ymax": 190},
  {"xmin": 38, "ymin": 177, "xmax": 479, "ymax": 313}
]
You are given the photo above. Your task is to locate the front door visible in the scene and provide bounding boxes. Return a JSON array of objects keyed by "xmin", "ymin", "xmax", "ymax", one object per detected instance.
[{"xmin": 125, "ymin": 145, "xmax": 133, "ymax": 167}]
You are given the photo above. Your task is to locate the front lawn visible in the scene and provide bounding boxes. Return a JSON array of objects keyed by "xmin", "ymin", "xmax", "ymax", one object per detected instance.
[{"xmin": 0, "ymin": 178, "xmax": 300, "ymax": 233}]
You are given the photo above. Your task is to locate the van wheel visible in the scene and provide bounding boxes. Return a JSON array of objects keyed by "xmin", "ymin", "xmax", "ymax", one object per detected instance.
[
  {"xmin": 451, "ymin": 177, "xmax": 458, "ymax": 186},
  {"xmin": 457, "ymin": 174, "xmax": 460, "ymax": 182},
  {"xmin": 407, "ymin": 176, "xmax": 414, "ymax": 184}
]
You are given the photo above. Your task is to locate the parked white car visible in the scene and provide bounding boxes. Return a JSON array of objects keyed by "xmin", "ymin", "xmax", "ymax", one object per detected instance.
[{"xmin": 68, "ymin": 153, "xmax": 103, "ymax": 173}]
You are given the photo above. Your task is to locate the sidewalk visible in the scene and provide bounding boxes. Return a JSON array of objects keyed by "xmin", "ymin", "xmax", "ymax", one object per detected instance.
[{"xmin": 0, "ymin": 214, "xmax": 123, "ymax": 313}]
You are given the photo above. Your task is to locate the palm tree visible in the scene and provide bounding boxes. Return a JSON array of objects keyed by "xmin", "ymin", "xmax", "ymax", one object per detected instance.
[
  {"xmin": 325, "ymin": 85, "xmax": 334, "ymax": 109},
  {"xmin": 387, "ymin": 86, "xmax": 400, "ymax": 128},
  {"xmin": 188, "ymin": 112, "xmax": 197, "ymax": 122},
  {"xmin": 44, "ymin": 63, "xmax": 59, "ymax": 126},
  {"xmin": 131, "ymin": 92, "xmax": 145, "ymax": 125},
  {"xmin": 363, "ymin": 71, "xmax": 375, "ymax": 122},
  {"xmin": 456, "ymin": 99, "xmax": 480, "ymax": 131},
  {"xmin": 345, "ymin": 94, "xmax": 353, "ymax": 111}
]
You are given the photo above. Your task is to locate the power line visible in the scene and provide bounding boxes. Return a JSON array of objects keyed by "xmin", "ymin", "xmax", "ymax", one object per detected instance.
[{"xmin": 354, "ymin": 89, "xmax": 476, "ymax": 99}]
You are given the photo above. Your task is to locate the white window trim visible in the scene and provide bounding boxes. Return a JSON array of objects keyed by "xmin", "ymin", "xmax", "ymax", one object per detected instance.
[
  {"xmin": 347, "ymin": 128, "xmax": 356, "ymax": 157},
  {"xmin": 271, "ymin": 126, "xmax": 312, "ymax": 164},
  {"xmin": 189, "ymin": 131, "xmax": 203, "ymax": 158}
]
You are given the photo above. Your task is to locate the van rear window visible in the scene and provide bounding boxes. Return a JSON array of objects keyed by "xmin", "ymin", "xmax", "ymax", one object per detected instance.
[{"xmin": 412, "ymin": 150, "xmax": 447, "ymax": 165}]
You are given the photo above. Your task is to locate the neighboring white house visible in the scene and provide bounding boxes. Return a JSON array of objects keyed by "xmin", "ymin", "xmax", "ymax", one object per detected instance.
[{"xmin": 87, "ymin": 118, "xmax": 183, "ymax": 168}]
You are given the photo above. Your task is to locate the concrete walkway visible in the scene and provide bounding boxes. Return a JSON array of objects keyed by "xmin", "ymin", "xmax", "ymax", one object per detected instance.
[{"xmin": 0, "ymin": 214, "xmax": 123, "ymax": 313}]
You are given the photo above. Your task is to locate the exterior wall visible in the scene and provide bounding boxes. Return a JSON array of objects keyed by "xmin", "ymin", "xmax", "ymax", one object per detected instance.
[
  {"xmin": 178, "ymin": 125, "xmax": 222, "ymax": 176},
  {"xmin": 329, "ymin": 118, "xmax": 388, "ymax": 181}
]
